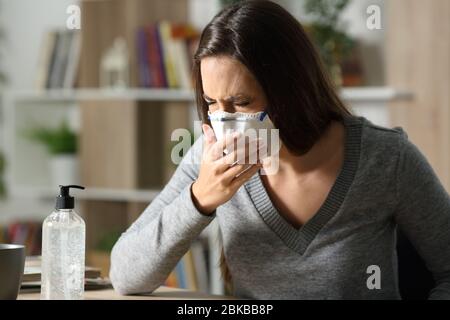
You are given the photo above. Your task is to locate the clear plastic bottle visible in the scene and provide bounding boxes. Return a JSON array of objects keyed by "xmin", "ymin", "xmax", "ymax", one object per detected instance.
[{"xmin": 41, "ymin": 185, "xmax": 85, "ymax": 300}]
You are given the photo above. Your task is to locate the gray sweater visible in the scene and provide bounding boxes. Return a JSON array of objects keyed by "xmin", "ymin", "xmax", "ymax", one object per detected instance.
[{"xmin": 109, "ymin": 116, "xmax": 450, "ymax": 299}]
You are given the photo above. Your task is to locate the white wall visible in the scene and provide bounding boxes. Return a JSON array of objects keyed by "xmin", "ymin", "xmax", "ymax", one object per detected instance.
[
  {"xmin": 0, "ymin": 0, "xmax": 78, "ymax": 158},
  {"xmin": 188, "ymin": 0, "xmax": 221, "ymax": 30},
  {"xmin": 0, "ymin": 0, "xmax": 78, "ymax": 90}
]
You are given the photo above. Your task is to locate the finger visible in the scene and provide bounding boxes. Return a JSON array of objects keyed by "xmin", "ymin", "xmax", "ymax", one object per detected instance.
[
  {"xmin": 202, "ymin": 124, "xmax": 216, "ymax": 147},
  {"xmin": 244, "ymin": 137, "xmax": 266, "ymax": 164},
  {"xmin": 230, "ymin": 164, "xmax": 262, "ymax": 189},
  {"xmin": 210, "ymin": 131, "xmax": 241, "ymax": 160},
  {"xmin": 222, "ymin": 163, "xmax": 254, "ymax": 183},
  {"xmin": 219, "ymin": 138, "xmax": 266, "ymax": 166}
]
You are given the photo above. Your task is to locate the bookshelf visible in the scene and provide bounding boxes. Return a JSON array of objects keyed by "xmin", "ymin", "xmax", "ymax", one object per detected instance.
[
  {"xmin": 0, "ymin": 0, "xmax": 415, "ymax": 296},
  {"xmin": 75, "ymin": 0, "xmax": 215, "ymax": 294}
]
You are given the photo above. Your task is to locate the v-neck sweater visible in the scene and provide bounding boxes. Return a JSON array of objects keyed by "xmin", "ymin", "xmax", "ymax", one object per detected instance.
[{"xmin": 110, "ymin": 116, "xmax": 450, "ymax": 299}]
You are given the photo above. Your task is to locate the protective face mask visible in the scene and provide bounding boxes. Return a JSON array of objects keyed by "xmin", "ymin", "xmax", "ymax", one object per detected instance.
[
  {"xmin": 207, "ymin": 110, "xmax": 279, "ymax": 158},
  {"xmin": 207, "ymin": 110, "xmax": 280, "ymax": 174},
  {"xmin": 207, "ymin": 110, "xmax": 276, "ymax": 142}
]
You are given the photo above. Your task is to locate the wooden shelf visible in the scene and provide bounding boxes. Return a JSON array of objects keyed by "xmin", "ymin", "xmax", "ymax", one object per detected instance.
[
  {"xmin": 339, "ymin": 86, "xmax": 413, "ymax": 103},
  {"xmin": 3, "ymin": 86, "xmax": 412, "ymax": 104},
  {"xmin": 4, "ymin": 88, "xmax": 195, "ymax": 102},
  {"xmin": 9, "ymin": 186, "xmax": 160, "ymax": 203}
]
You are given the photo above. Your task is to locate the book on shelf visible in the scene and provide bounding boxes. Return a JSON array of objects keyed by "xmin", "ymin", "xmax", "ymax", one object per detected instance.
[
  {"xmin": 191, "ymin": 239, "xmax": 209, "ymax": 293},
  {"xmin": 184, "ymin": 247, "xmax": 199, "ymax": 291},
  {"xmin": 136, "ymin": 21, "xmax": 199, "ymax": 89},
  {"xmin": 0, "ymin": 221, "xmax": 42, "ymax": 256},
  {"xmin": 35, "ymin": 29, "xmax": 81, "ymax": 90},
  {"xmin": 175, "ymin": 255, "xmax": 187, "ymax": 289},
  {"xmin": 163, "ymin": 239, "xmax": 209, "ymax": 293}
]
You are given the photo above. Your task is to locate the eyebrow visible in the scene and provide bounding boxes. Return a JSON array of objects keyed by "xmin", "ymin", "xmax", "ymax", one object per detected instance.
[{"xmin": 202, "ymin": 93, "xmax": 251, "ymax": 102}]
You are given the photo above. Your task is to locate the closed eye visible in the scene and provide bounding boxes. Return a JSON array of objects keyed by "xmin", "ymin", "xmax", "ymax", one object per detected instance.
[{"xmin": 235, "ymin": 101, "xmax": 250, "ymax": 107}]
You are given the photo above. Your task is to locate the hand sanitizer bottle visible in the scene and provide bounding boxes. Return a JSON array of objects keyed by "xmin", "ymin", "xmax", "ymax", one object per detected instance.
[{"xmin": 41, "ymin": 185, "xmax": 86, "ymax": 300}]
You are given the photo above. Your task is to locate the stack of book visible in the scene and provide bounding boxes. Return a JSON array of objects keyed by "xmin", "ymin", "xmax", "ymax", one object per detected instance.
[
  {"xmin": 0, "ymin": 221, "xmax": 42, "ymax": 256},
  {"xmin": 165, "ymin": 239, "xmax": 209, "ymax": 293},
  {"xmin": 21, "ymin": 256, "xmax": 111, "ymax": 292},
  {"xmin": 35, "ymin": 30, "xmax": 81, "ymax": 89},
  {"xmin": 136, "ymin": 21, "xmax": 200, "ymax": 89}
]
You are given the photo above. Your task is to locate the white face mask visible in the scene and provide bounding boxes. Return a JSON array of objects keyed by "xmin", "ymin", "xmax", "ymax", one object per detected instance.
[
  {"xmin": 207, "ymin": 110, "xmax": 276, "ymax": 142},
  {"xmin": 208, "ymin": 110, "xmax": 279, "ymax": 159},
  {"xmin": 208, "ymin": 110, "xmax": 280, "ymax": 173}
]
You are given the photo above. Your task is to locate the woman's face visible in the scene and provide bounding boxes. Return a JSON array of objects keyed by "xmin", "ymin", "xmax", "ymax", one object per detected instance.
[{"xmin": 200, "ymin": 55, "xmax": 268, "ymax": 114}]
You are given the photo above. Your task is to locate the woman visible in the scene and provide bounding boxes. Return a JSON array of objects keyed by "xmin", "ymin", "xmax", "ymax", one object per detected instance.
[{"xmin": 110, "ymin": 0, "xmax": 450, "ymax": 299}]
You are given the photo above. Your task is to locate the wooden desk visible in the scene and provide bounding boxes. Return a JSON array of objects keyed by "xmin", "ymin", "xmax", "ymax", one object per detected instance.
[{"xmin": 18, "ymin": 286, "xmax": 234, "ymax": 300}]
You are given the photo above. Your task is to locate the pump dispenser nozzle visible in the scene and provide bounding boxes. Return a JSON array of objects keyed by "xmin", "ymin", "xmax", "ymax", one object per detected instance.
[{"xmin": 56, "ymin": 185, "xmax": 85, "ymax": 210}]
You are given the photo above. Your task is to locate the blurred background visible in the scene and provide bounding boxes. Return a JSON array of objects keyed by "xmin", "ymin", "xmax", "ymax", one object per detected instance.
[{"xmin": 0, "ymin": 0, "xmax": 448, "ymax": 295}]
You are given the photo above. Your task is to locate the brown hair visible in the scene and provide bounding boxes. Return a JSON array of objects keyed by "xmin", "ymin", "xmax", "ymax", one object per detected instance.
[{"xmin": 192, "ymin": 0, "xmax": 351, "ymax": 291}]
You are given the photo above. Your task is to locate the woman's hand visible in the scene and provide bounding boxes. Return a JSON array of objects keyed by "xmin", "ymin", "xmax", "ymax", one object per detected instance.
[{"xmin": 191, "ymin": 124, "xmax": 263, "ymax": 215}]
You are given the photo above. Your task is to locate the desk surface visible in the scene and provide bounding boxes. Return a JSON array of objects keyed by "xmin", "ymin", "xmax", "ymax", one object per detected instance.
[{"xmin": 18, "ymin": 286, "xmax": 234, "ymax": 300}]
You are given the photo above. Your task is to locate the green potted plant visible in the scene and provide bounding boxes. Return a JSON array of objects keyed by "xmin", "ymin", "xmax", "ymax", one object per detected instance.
[
  {"xmin": 303, "ymin": 0, "xmax": 355, "ymax": 86},
  {"xmin": 24, "ymin": 120, "xmax": 79, "ymax": 186}
]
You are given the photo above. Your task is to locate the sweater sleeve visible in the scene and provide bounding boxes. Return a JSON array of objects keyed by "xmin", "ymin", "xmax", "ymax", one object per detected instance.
[
  {"xmin": 394, "ymin": 130, "xmax": 450, "ymax": 300},
  {"xmin": 109, "ymin": 137, "xmax": 215, "ymax": 295}
]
